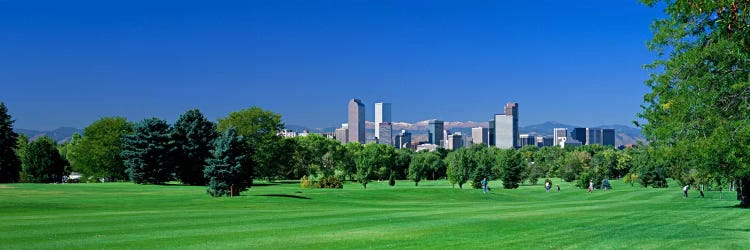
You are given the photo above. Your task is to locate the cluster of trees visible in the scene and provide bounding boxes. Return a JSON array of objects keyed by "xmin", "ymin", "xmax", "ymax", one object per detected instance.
[
  {"xmin": 639, "ymin": 0, "xmax": 750, "ymax": 207},
  {"xmin": 0, "ymin": 101, "xmax": 700, "ymax": 193}
]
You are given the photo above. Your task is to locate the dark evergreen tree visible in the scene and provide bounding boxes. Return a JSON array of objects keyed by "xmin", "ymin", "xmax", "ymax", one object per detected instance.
[
  {"xmin": 204, "ymin": 128, "xmax": 252, "ymax": 197},
  {"xmin": 173, "ymin": 109, "xmax": 217, "ymax": 185},
  {"xmin": 0, "ymin": 102, "xmax": 21, "ymax": 183},
  {"xmin": 22, "ymin": 137, "xmax": 65, "ymax": 183},
  {"xmin": 121, "ymin": 118, "xmax": 175, "ymax": 184}
]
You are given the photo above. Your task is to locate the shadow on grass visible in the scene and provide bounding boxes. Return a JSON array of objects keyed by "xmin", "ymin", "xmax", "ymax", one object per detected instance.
[
  {"xmin": 255, "ymin": 194, "xmax": 311, "ymax": 200},
  {"xmin": 708, "ymin": 204, "xmax": 745, "ymax": 209},
  {"xmin": 252, "ymin": 183, "xmax": 280, "ymax": 187}
]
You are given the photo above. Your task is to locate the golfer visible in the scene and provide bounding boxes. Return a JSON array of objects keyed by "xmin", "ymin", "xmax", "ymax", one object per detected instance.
[
  {"xmin": 482, "ymin": 177, "xmax": 488, "ymax": 193},
  {"xmin": 683, "ymin": 185, "xmax": 689, "ymax": 199}
]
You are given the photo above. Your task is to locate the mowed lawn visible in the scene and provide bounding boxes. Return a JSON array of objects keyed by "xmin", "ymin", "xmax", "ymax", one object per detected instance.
[{"xmin": 1, "ymin": 179, "xmax": 748, "ymax": 249}]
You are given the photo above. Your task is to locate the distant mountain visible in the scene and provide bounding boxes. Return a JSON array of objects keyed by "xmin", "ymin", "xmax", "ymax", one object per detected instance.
[
  {"xmin": 518, "ymin": 121, "xmax": 645, "ymax": 145},
  {"xmin": 284, "ymin": 124, "xmax": 337, "ymax": 133},
  {"xmin": 292, "ymin": 120, "xmax": 646, "ymax": 146},
  {"xmin": 15, "ymin": 127, "xmax": 83, "ymax": 144}
]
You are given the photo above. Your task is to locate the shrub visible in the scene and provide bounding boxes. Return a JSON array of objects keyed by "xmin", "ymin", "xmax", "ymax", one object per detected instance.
[
  {"xmin": 318, "ymin": 175, "xmax": 343, "ymax": 189},
  {"xmin": 301, "ymin": 175, "xmax": 315, "ymax": 188}
]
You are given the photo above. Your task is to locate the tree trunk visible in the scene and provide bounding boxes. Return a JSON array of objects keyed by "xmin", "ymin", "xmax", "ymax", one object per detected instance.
[{"xmin": 740, "ymin": 176, "xmax": 750, "ymax": 208}]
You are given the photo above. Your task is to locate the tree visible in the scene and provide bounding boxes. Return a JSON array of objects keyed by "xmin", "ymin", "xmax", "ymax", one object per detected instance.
[
  {"xmin": 393, "ymin": 149, "xmax": 413, "ymax": 180},
  {"xmin": 276, "ymin": 137, "xmax": 300, "ymax": 179},
  {"xmin": 355, "ymin": 143, "xmax": 394, "ymax": 188},
  {"xmin": 469, "ymin": 146, "xmax": 496, "ymax": 189},
  {"xmin": 639, "ymin": 1, "xmax": 750, "ymax": 207},
  {"xmin": 67, "ymin": 117, "xmax": 133, "ymax": 181},
  {"xmin": 495, "ymin": 149, "xmax": 523, "ymax": 189},
  {"xmin": 12, "ymin": 134, "xmax": 29, "ymax": 182},
  {"xmin": 172, "ymin": 109, "xmax": 217, "ymax": 185},
  {"xmin": 217, "ymin": 107, "xmax": 284, "ymax": 186},
  {"xmin": 22, "ymin": 137, "xmax": 66, "ymax": 183},
  {"xmin": 0, "ymin": 102, "xmax": 21, "ymax": 183},
  {"xmin": 534, "ymin": 146, "xmax": 565, "ymax": 178},
  {"xmin": 408, "ymin": 152, "xmax": 433, "ymax": 186},
  {"xmin": 340, "ymin": 142, "xmax": 362, "ymax": 180},
  {"xmin": 121, "ymin": 118, "xmax": 175, "ymax": 184},
  {"xmin": 293, "ymin": 134, "xmax": 341, "ymax": 178},
  {"xmin": 446, "ymin": 148, "xmax": 474, "ymax": 189},
  {"xmin": 204, "ymin": 128, "xmax": 252, "ymax": 197}
]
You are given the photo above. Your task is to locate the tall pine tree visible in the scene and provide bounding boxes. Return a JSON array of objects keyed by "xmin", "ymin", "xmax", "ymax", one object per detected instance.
[
  {"xmin": 0, "ymin": 102, "xmax": 21, "ymax": 183},
  {"xmin": 173, "ymin": 109, "xmax": 217, "ymax": 186},
  {"xmin": 121, "ymin": 118, "xmax": 175, "ymax": 184},
  {"xmin": 204, "ymin": 128, "xmax": 251, "ymax": 197}
]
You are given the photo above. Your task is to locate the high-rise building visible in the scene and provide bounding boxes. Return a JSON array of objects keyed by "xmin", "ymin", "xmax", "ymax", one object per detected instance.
[
  {"xmin": 536, "ymin": 136, "xmax": 554, "ymax": 147},
  {"xmin": 602, "ymin": 128, "xmax": 615, "ymax": 146},
  {"xmin": 378, "ymin": 122, "xmax": 393, "ymax": 146},
  {"xmin": 395, "ymin": 130, "xmax": 411, "ymax": 149},
  {"xmin": 518, "ymin": 134, "xmax": 535, "ymax": 148},
  {"xmin": 571, "ymin": 128, "xmax": 587, "ymax": 145},
  {"xmin": 560, "ymin": 137, "xmax": 583, "ymax": 148},
  {"xmin": 334, "ymin": 127, "xmax": 348, "ymax": 144},
  {"xmin": 586, "ymin": 128, "xmax": 603, "ymax": 145},
  {"xmin": 488, "ymin": 119, "xmax": 496, "ymax": 146},
  {"xmin": 446, "ymin": 132, "xmax": 463, "ymax": 150},
  {"xmin": 494, "ymin": 102, "xmax": 519, "ymax": 149},
  {"xmin": 554, "ymin": 128, "xmax": 568, "ymax": 147},
  {"xmin": 348, "ymin": 99, "xmax": 365, "ymax": 144},
  {"xmin": 472, "ymin": 127, "xmax": 489, "ymax": 146},
  {"xmin": 443, "ymin": 129, "xmax": 449, "ymax": 148},
  {"xmin": 374, "ymin": 102, "xmax": 392, "ymax": 140},
  {"xmin": 428, "ymin": 120, "xmax": 444, "ymax": 147}
]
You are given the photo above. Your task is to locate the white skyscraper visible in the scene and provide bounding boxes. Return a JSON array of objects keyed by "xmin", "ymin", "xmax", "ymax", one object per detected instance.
[
  {"xmin": 554, "ymin": 128, "xmax": 568, "ymax": 147},
  {"xmin": 494, "ymin": 102, "xmax": 519, "ymax": 149},
  {"xmin": 374, "ymin": 102, "xmax": 392, "ymax": 140}
]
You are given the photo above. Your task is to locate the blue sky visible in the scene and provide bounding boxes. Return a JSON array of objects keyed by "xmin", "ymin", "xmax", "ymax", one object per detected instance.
[{"xmin": 1, "ymin": 1, "xmax": 664, "ymax": 130}]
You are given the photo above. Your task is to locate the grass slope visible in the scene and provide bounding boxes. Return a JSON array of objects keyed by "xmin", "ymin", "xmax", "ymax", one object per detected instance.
[{"xmin": 0, "ymin": 179, "xmax": 747, "ymax": 249}]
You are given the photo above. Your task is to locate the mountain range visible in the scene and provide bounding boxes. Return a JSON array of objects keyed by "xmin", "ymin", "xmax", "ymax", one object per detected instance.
[
  {"xmin": 15, "ymin": 121, "xmax": 645, "ymax": 146},
  {"xmin": 15, "ymin": 127, "xmax": 83, "ymax": 144}
]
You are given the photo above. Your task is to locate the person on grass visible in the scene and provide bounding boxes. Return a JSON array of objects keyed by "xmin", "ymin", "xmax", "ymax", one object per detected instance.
[
  {"xmin": 482, "ymin": 177, "xmax": 488, "ymax": 193},
  {"xmin": 588, "ymin": 180, "xmax": 593, "ymax": 193},
  {"xmin": 683, "ymin": 185, "xmax": 689, "ymax": 199}
]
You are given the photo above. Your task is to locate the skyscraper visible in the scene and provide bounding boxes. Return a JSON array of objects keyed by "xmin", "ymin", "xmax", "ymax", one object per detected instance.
[
  {"xmin": 571, "ymin": 128, "xmax": 587, "ymax": 145},
  {"xmin": 488, "ymin": 119, "xmax": 496, "ymax": 146},
  {"xmin": 602, "ymin": 128, "xmax": 615, "ymax": 146},
  {"xmin": 395, "ymin": 130, "xmax": 411, "ymax": 149},
  {"xmin": 554, "ymin": 128, "xmax": 568, "ymax": 147},
  {"xmin": 471, "ymin": 127, "xmax": 489, "ymax": 146},
  {"xmin": 378, "ymin": 122, "xmax": 393, "ymax": 146},
  {"xmin": 494, "ymin": 102, "xmax": 519, "ymax": 149},
  {"xmin": 536, "ymin": 136, "xmax": 554, "ymax": 147},
  {"xmin": 374, "ymin": 102, "xmax": 392, "ymax": 140},
  {"xmin": 518, "ymin": 134, "xmax": 535, "ymax": 147},
  {"xmin": 446, "ymin": 132, "xmax": 463, "ymax": 150},
  {"xmin": 586, "ymin": 128, "xmax": 603, "ymax": 145},
  {"xmin": 348, "ymin": 99, "xmax": 365, "ymax": 144},
  {"xmin": 428, "ymin": 120, "xmax": 444, "ymax": 147},
  {"xmin": 334, "ymin": 127, "xmax": 348, "ymax": 144}
]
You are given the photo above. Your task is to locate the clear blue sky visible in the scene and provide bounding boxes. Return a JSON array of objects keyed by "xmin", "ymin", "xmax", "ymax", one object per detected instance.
[{"xmin": 0, "ymin": 1, "xmax": 664, "ymax": 131}]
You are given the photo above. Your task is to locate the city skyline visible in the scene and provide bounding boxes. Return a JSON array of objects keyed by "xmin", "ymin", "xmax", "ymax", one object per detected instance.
[{"xmin": 1, "ymin": 1, "xmax": 663, "ymax": 131}]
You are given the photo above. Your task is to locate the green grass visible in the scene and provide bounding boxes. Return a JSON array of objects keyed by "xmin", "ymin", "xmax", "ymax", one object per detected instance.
[{"xmin": 1, "ymin": 179, "xmax": 747, "ymax": 249}]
